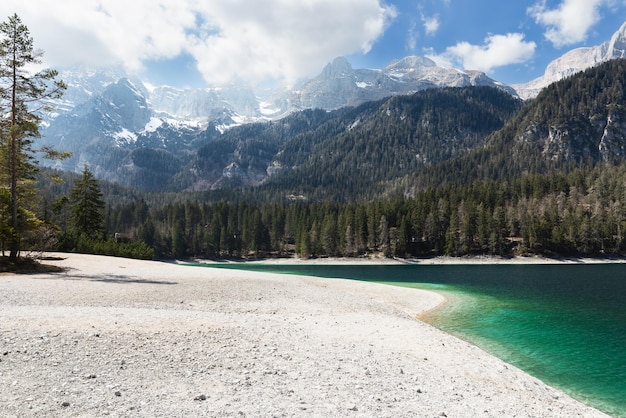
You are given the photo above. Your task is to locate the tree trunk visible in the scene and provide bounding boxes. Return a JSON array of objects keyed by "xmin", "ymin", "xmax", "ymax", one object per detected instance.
[{"xmin": 9, "ymin": 45, "xmax": 19, "ymax": 259}]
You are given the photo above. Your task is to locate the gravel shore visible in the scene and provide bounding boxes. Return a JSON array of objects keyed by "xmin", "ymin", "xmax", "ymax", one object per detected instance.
[{"xmin": 0, "ymin": 253, "xmax": 608, "ymax": 417}]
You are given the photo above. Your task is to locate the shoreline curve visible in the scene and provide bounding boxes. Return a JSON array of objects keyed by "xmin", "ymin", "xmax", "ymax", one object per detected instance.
[{"xmin": 0, "ymin": 252, "xmax": 609, "ymax": 417}]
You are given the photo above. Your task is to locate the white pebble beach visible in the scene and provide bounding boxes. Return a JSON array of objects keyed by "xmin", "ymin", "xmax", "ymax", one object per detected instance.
[{"xmin": 0, "ymin": 253, "xmax": 609, "ymax": 417}]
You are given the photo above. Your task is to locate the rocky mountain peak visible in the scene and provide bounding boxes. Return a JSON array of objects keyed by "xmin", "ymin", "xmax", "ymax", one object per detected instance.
[
  {"xmin": 100, "ymin": 78, "xmax": 151, "ymax": 131},
  {"xmin": 321, "ymin": 57, "xmax": 353, "ymax": 79},
  {"xmin": 287, "ymin": 54, "xmax": 515, "ymax": 110}
]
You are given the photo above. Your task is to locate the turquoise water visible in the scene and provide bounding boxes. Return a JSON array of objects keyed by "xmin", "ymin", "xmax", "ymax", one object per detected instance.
[{"xmin": 206, "ymin": 263, "xmax": 626, "ymax": 417}]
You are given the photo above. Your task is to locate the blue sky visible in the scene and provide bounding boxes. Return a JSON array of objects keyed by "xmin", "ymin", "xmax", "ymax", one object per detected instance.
[
  {"xmin": 2, "ymin": 0, "xmax": 626, "ymax": 88},
  {"xmin": 359, "ymin": 0, "xmax": 626, "ymax": 85}
]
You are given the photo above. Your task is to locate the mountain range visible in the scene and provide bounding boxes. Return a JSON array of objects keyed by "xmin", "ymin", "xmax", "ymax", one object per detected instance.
[
  {"xmin": 37, "ymin": 21, "xmax": 626, "ymax": 196},
  {"xmin": 37, "ymin": 54, "xmax": 516, "ymax": 189}
]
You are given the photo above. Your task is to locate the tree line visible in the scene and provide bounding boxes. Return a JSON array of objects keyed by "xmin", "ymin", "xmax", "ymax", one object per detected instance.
[{"xmin": 92, "ymin": 162, "xmax": 626, "ymax": 260}]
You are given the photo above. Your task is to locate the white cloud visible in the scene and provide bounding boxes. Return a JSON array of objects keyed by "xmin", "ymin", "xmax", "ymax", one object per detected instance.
[
  {"xmin": 406, "ymin": 21, "xmax": 418, "ymax": 52},
  {"xmin": 406, "ymin": 10, "xmax": 440, "ymax": 55},
  {"xmin": 188, "ymin": 0, "xmax": 397, "ymax": 86},
  {"xmin": 422, "ymin": 15, "xmax": 440, "ymax": 36},
  {"xmin": 0, "ymin": 0, "xmax": 197, "ymax": 71},
  {"xmin": 432, "ymin": 33, "xmax": 536, "ymax": 73},
  {"xmin": 0, "ymin": 0, "xmax": 396, "ymax": 86},
  {"xmin": 529, "ymin": 0, "xmax": 605, "ymax": 47}
]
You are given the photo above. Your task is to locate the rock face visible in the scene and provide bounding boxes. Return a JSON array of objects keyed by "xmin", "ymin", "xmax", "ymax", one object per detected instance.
[
  {"xmin": 100, "ymin": 78, "xmax": 152, "ymax": 133},
  {"xmin": 599, "ymin": 111, "xmax": 626, "ymax": 159},
  {"xmin": 514, "ymin": 21, "xmax": 626, "ymax": 99},
  {"xmin": 505, "ymin": 60, "xmax": 626, "ymax": 167}
]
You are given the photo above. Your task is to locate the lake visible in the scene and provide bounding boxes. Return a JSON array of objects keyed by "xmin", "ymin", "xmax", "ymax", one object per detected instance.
[{"xmin": 206, "ymin": 262, "xmax": 626, "ymax": 417}]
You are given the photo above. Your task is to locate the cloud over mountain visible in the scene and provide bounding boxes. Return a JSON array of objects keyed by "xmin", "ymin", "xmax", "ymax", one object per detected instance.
[
  {"xmin": 429, "ymin": 33, "xmax": 536, "ymax": 73},
  {"xmin": 2, "ymin": 0, "xmax": 396, "ymax": 86},
  {"xmin": 529, "ymin": 0, "xmax": 606, "ymax": 47}
]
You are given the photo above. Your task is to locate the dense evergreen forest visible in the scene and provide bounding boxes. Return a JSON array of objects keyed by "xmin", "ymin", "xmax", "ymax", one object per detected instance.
[
  {"xmin": 34, "ymin": 59, "xmax": 626, "ymax": 260},
  {"xmin": 82, "ymin": 163, "xmax": 626, "ymax": 259}
]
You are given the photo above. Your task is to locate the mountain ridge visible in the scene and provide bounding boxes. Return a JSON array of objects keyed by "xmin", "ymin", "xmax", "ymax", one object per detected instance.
[
  {"xmin": 513, "ymin": 21, "xmax": 626, "ymax": 99},
  {"xmin": 286, "ymin": 56, "xmax": 517, "ymax": 111}
]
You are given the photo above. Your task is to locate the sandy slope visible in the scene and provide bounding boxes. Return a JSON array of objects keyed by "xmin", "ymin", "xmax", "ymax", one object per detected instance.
[{"xmin": 0, "ymin": 253, "xmax": 608, "ymax": 417}]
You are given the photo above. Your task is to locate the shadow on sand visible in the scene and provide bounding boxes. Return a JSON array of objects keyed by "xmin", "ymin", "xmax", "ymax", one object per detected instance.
[{"xmin": 46, "ymin": 271, "xmax": 178, "ymax": 285}]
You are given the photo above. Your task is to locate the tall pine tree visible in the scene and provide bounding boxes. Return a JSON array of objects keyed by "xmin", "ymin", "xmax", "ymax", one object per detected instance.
[{"xmin": 0, "ymin": 14, "xmax": 66, "ymax": 258}]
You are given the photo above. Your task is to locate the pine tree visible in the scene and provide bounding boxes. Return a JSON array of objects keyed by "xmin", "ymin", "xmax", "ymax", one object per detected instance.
[
  {"xmin": 68, "ymin": 166, "xmax": 105, "ymax": 240},
  {"xmin": 344, "ymin": 224, "xmax": 355, "ymax": 256},
  {"xmin": 379, "ymin": 215, "xmax": 390, "ymax": 257},
  {"xmin": 0, "ymin": 14, "xmax": 66, "ymax": 258}
]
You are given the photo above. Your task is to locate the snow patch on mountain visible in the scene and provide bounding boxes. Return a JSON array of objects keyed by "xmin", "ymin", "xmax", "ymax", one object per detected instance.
[
  {"xmin": 114, "ymin": 128, "xmax": 138, "ymax": 145},
  {"xmin": 143, "ymin": 117, "xmax": 163, "ymax": 133},
  {"xmin": 259, "ymin": 101, "xmax": 282, "ymax": 116}
]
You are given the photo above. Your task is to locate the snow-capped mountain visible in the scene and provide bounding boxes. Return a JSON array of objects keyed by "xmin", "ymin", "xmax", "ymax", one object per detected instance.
[
  {"xmin": 514, "ymin": 21, "xmax": 626, "ymax": 99},
  {"xmin": 51, "ymin": 54, "xmax": 518, "ymax": 122},
  {"xmin": 50, "ymin": 66, "xmax": 132, "ymax": 114},
  {"xmin": 286, "ymin": 56, "xmax": 517, "ymax": 110},
  {"xmin": 40, "ymin": 77, "xmax": 220, "ymax": 189}
]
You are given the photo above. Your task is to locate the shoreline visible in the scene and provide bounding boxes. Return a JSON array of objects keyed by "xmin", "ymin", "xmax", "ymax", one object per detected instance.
[
  {"xmin": 0, "ymin": 252, "xmax": 609, "ymax": 417},
  {"xmin": 189, "ymin": 253, "xmax": 626, "ymax": 265}
]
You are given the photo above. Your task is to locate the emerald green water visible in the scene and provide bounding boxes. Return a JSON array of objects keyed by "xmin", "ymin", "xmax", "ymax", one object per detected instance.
[{"xmin": 206, "ymin": 263, "xmax": 626, "ymax": 417}]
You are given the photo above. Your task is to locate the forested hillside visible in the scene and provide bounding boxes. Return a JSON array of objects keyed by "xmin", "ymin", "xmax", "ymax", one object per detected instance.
[
  {"xmin": 40, "ymin": 59, "xmax": 626, "ymax": 260},
  {"xmin": 262, "ymin": 86, "xmax": 520, "ymax": 200},
  {"xmin": 178, "ymin": 106, "xmax": 375, "ymax": 191},
  {"xmin": 408, "ymin": 59, "xmax": 626, "ymax": 191},
  {"xmin": 176, "ymin": 86, "xmax": 521, "ymax": 199}
]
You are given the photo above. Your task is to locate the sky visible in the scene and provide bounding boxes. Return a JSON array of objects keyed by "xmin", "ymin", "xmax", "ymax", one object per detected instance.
[{"xmin": 1, "ymin": 0, "xmax": 626, "ymax": 88}]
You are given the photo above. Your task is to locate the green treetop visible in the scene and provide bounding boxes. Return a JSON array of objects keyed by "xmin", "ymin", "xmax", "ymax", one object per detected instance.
[{"xmin": 69, "ymin": 166, "xmax": 105, "ymax": 240}]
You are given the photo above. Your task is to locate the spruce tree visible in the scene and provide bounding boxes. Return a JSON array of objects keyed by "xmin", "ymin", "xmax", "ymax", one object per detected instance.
[
  {"xmin": 69, "ymin": 166, "xmax": 105, "ymax": 240},
  {"xmin": 0, "ymin": 14, "xmax": 66, "ymax": 258}
]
